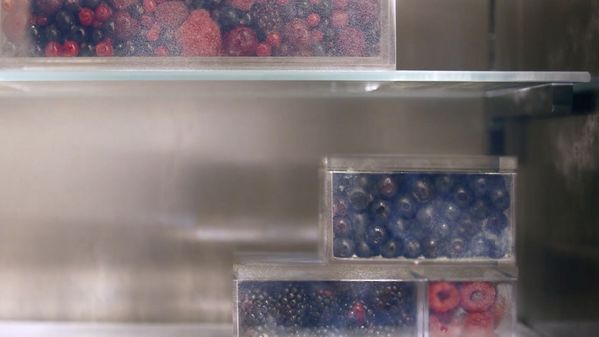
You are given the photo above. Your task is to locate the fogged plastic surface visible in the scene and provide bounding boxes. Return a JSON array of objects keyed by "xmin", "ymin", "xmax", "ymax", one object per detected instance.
[
  {"xmin": 0, "ymin": 0, "xmax": 395, "ymax": 69},
  {"xmin": 234, "ymin": 263, "xmax": 423, "ymax": 337},
  {"xmin": 322, "ymin": 156, "xmax": 517, "ymax": 263}
]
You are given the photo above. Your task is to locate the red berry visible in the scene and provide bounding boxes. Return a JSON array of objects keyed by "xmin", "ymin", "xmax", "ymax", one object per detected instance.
[
  {"xmin": 143, "ymin": 0, "xmax": 156, "ymax": 12},
  {"xmin": 463, "ymin": 312, "xmax": 496, "ymax": 337},
  {"xmin": 311, "ymin": 29, "xmax": 323, "ymax": 43},
  {"xmin": 62, "ymin": 40, "xmax": 80, "ymax": 56},
  {"xmin": 113, "ymin": 11, "xmax": 139, "ymax": 40},
  {"xmin": 266, "ymin": 31, "xmax": 281, "ymax": 48},
  {"xmin": 348, "ymin": 301, "xmax": 367, "ymax": 326},
  {"xmin": 224, "ymin": 26, "xmax": 258, "ymax": 56},
  {"xmin": 141, "ymin": 14, "xmax": 154, "ymax": 28},
  {"xmin": 331, "ymin": 10, "xmax": 349, "ymax": 28},
  {"xmin": 429, "ymin": 315, "xmax": 463, "ymax": 337},
  {"xmin": 283, "ymin": 18, "xmax": 310, "ymax": 49},
  {"xmin": 95, "ymin": 2, "xmax": 113, "ymax": 22},
  {"xmin": 146, "ymin": 25, "xmax": 160, "ymax": 41},
  {"xmin": 44, "ymin": 41, "xmax": 62, "ymax": 57},
  {"xmin": 306, "ymin": 13, "xmax": 320, "ymax": 27},
  {"xmin": 429, "ymin": 282, "xmax": 460, "ymax": 313},
  {"xmin": 78, "ymin": 8, "xmax": 95, "ymax": 26},
  {"xmin": 335, "ymin": 27, "xmax": 365, "ymax": 56},
  {"xmin": 154, "ymin": 45, "xmax": 169, "ymax": 56},
  {"xmin": 110, "ymin": 0, "xmax": 136, "ymax": 9},
  {"xmin": 332, "ymin": 0, "xmax": 348, "ymax": 10},
  {"xmin": 460, "ymin": 282, "xmax": 497, "ymax": 313},
  {"xmin": 95, "ymin": 40, "xmax": 113, "ymax": 56},
  {"xmin": 228, "ymin": 0, "xmax": 255, "ymax": 12},
  {"xmin": 36, "ymin": 16, "xmax": 49, "ymax": 26},
  {"xmin": 256, "ymin": 42, "xmax": 272, "ymax": 56},
  {"xmin": 36, "ymin": 0, "xmax": 63, "ymax": 16},
  {"xmin": 155, "ymin": 1, "xmax": 190, "ymax": 29},
  {"xmin": 490, "ymin": 295, "xmax": 507, "ymax": 327},
  {"xmin": 176, "ymin": 9, "xmax": 222, "ymax": 56}
]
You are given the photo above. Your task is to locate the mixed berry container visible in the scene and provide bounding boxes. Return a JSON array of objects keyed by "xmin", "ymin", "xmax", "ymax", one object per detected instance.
[
  {"xmin": 0, "ymin": 0, "xmax": 396, "ymax": 69},
  {"xmin": 415, "ymin": 267, "xmax": 517, "ymax": 337},
  {"xmin": 321, "ymin": 155, "xmax": 517, "ymax": 263},
  {"xmin": 234, "ymin": 260, "xmax": 425, "ymax": 337}
]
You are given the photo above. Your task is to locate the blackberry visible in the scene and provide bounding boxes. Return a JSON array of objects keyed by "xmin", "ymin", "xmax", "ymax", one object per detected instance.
[
  {"xmin": 251, "ymin": 2, "xmax": 283, "ymax": 34},
  {"xmin": 212, "ymin": 6, "xmax": 245, "ymax": 31},
  {"xmin": 44, "ymin": 25, "xmax": 61, "ymax": 42},
  {"xmin": 240, "ymin": 285, "xmax": 274, "ymax": 327},
  {"xmin": 55, "ymin": 10, "xmax": 76, "ymax": 32},
  {"xmin": 275, "ymin": 283, "xmax": 309, "ymax": 328},
  {"xmin": 305, "ymin": 284, "xmax": 340, "ymax": 327},
  {"xmin": 372, "ymin": 283, "xmax": 413, "ymax": 312}
]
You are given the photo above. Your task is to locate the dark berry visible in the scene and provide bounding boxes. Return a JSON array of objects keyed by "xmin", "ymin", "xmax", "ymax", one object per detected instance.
[
  {"xmin": 79, "ymin": 42, "xmax": 95, "ymax": 55},
  {"xmin": 350, "ymin": 213, "xmax": 369, "ymax": 239},
  {"xmin": 55, "ymin": 10, "xmax": 75, "ymax": 32},
  {"xmin": 416, "ymin": 203, "xmax": 436, "ymax": 228},
  {"xmin": 83, "ymin": 0, "xmax": 100, "ymax": 8},
  {"xmin": 469, "ymin": 233, "xmax": 499, "ymax": 258},
  {"xmin": 333, "ymin": 197, "xmax": 349, "ymax": 216},
  {"xmin": 348, "ymin": 188, "xmax": 371, "ymax": 212},
  {"xmin": 275, "ymin": 284, "xmax": 308, "ymax": 327},
  {"xmin": 376, "ymin": 176, "xmax": 397, "ymax": 199},
  {"xmin": 429, "ymin": 219, "xmax": 452, "ymax": 241},
  {"xmin": 365, "ymin": 225, "xmax": 388, "ymax": 248},
  {"xmin": 434, "ymin": 175, "xmax": 455, "ymax": 195},
  {"xmin": 438, "ymin": 201, "xmax": 461, "ymax": 221},
  {"xmin": 470, "ymin": 175, "xmax": 492, "ymax": 196},
  {"xmin": 489, "ymin": 187, "xmax": 510, "ymax": 211},
  {"xmin": 355, "ymin": 240, "xmax": 377, "ymax": 258},
  {"xmin": 44, "ymin": 24, "xmax": 61, "ymax": 41},
  {"xmin": 446, "ymin": 237, "xmax": 466, "ymax": 258},
  {"xmin": 239, "ymin": 285, "xmax": 273, "ymax": 326},
  {"xmin": 64, "ymin": 0, "xmax": 81, "ymax": 11},
  {"xmin": 36, "ymin": 0, "xmax": 64, "ymax": 16},
  {"xmin": 30, "ymin": 25, "xmax": 43, "ymax": 42},
  {"xmin": 460, "ymin": 282, "xmax": 497, "ymax": 312},
  {"xmin": 369, "ymin": 199, "xmax": 391, "ymax": 223},
  {"xmin": 333, "ymin": 174, "xmax": 353, "ymax": 196},
  {"xmin": 333, "ymin": 216, "xmax": 352, "ymax": 238},
  {"xmin": 213, "ymin": 5, "xmax": 242, "ymax": 30},
  {"xmin": 333, "ymin": 238, "xmax": 354, "ymax": 258},
  {"xmin": 469, "ymin": 199, "xmax": 490, "ymax": 220},
  {"xmin": 395, "ymin": 194, "xmax": 416, "ymax": 219},
  {"xmin": 113, "ymin": 10, "xmax": 139, "ymax": 40},
  {"xmin": 455, "ymin": 212, "xmax": 481, "ymax": 239},
  {"xmin": 224, "ymin": 25, "xmax": 258, "ymax": 56},
  {"xmin": 387, "ymin": 217, "xmax": 412, "ymax": 239},
  {"xmin": 68, "ymin": 25, "xmax": 87, "ymax": 42},
  {"xmin": 91, "ymin": 28, "xmax": 104, "ymax": 43},
  {"xmin": 305, "ymin": 284, "xmax": 339, "ymax": 326},
  {"xmin": 129, "ymin": 2, "xmax": 145, "ymax": 18},
  {"xmin": 381, "ymin": 239, "xmax": 402, "ymax": 258},
  {"xmin": 411, "ymin": 177, "xmax": 434, "ymax": 203},
  {"xmin": 422, "ymin": 238, "xmax": 442, "ymax": 258},
  {"xmin": 452, "ymin": 183, "xmax": 473, "ymax": 209},
  {"xmin": 346, "ymin": 300, "xmax": 372, "ymax": 328},
  {"xmin": 402, "ymin": 236, "xmax": 421, "ymax": 258},
  {"xmin": 482, "ymin": 211, "xmax": 508, "ymax": 235},
  {"xmin": 429, "ymin": 282, "xmax": 460, "ymax": 313},
  {"xmin": 114, "ymin": 40, "xmax": 136, "ymax": 56}
]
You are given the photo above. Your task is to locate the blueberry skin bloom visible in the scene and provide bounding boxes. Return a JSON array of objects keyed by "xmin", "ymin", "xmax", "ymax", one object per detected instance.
[
  {"xmin": 469, "ymin": 233, "xmax": 500, "ymax": 258},
  {"xmin": 395, "ymin": 194, "xmax": 417, "ymax": 219},
  {"xmin": 422, "ymin": 239, "xmax": 442, "ymax": 258},
  {"xmin": 387, "ymin": 216, "xmax": 412, "ymax": 239},
  {"xmin": 416, "ymin": 203, "xmax": 436, "ymax": 228},
  {"xmin": 350, "ymin": 213, "xmax": 370, "ymax": 239},
  {"xmin": 446, "ymin": 237, "xmax": 466, "ymax": 258},
  {"xmin": 334, "ymin": 238, "xmax": 355, "ymax": 258}
]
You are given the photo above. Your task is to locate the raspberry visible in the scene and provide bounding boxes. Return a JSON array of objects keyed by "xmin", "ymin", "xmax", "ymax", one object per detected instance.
[
  {"xmin": 143, "ymin": 0, "xmax": 156, "ymax": 12},
  {"xmin": 228, "ymin": 0, "xmax": 255, "ymax": 12},
  {"xmin": 78, "ymin": 8, "xmax": 95, "ymax": 26},
  {"xmin": 266, "ymin": 31, "xmax": 281, "ymax": 48},
  {"xmin": 348, "ymin": 0, "xmax": 379, "ymax": 24},
  {"xmin": 62, "ymin": 40, "xmax": 80, "ymax": 56},
  {"xmin": 113, "ymin": 11, "xmax": 139, "ymax": 40},
  {"xmin": 331, "ymin": 10, "xmax": 349, "ymax": 28},
  {"xmin": 307, "ymin": 13, "xmax": 320, "ymax": 27},
  {"xmin": 95, "ymin": 2, "xmax": 113, "ymax": 22},
  {"xmin": 251, "ymin": 1, "xmax": 282, "ymax": 34},
  {"xmin": 332, "ymin": 0, "xmax": 348, "ymax": 10},
  {"xmin": 429, "ymin": 282, "xmax": 460, "ymax": 313},
  {"xmin": 283, "ymin": 18, "xmax": 310, "ymax": 49},
  {"xmin": 176, "ymin": 9, "xmax": 222, "ymax": 56},
  {"xmin": 111, "ymin": 0, "xmax": 136, "ymax": 9},
  {"xmin": 463, "ymin": 312, "xmax": 496, "ymax": 337},
  {"xmin": 155, "ymin": 0, "xmax": 190, "ymax": 29},
  {"xmin": 335, "ymin": 27, "xmax": 365, "ymax": 56},
  {"xmin": 95, "ymin": 40, "xmax": 113, "ymax": 56},
  {"xmin": 460, "ymin": 282, "xmax": 497, "ymax": 312},
  {"xmin": 224, "ymin": 26, "xmax": 258, "ymax": 56},
  {"xmin": 429, "ymin": 315, "xmax": 463, "ymax": 337},
  {"xmin": 255, "ymin": 42, "xmax": 272, "ymax": 56},
  {"xmin": 44, "ymin": 41, "xmax": 62, "ymax": 57}
]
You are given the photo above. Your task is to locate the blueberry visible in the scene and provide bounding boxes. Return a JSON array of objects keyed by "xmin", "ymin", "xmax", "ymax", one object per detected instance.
[
  {"xmin": 68, "ymin": 25, "xmax": 87, "ymax": 43},
  {"xmin": 395, "ymin": 194, "xmax": 417, "ymax": 219},
  {"xmin": 470, "ymin": 175, "xmax": 492, "ymax": 196},
  {"xmin": 83, "ymin": 0, "xmax": 101, "ymax": 8},
  {"xmin": 333, "ymin": 197, "xmax": 349, "ymax": 216},
  {"xmin": 402, "ymin": 237, "xmax": 422, "ymax": 258},
  {"xmin": 354, "ymin": 175, "xmax": 373, "ymax": 190},
  {"xmin": 103, "ymin": 20, "xmax": 116, "ymax": 35},
  {"xmin": 366, "ymin": 225, "xmax": 388, "ymax": 248},
  {"xmin": 429, "ymin": 219, "xmax": 452, "ymax": 240},
  {"xmin": 333, "ymin": 238, "xmax": 355, "ymax": 258},
  {"xmin": 355, "ymin": 240, "xmax": 378, "ymax": 258},
  {"xmin": 455, "ymin": 212, "xmax": 482, "ymax": 239},
  {"xmin": 44, "ymin": 25, "xmax": 61, "ymax": 42},
  {"xmin": 469, "ymin": 199, "xmax": 490, "ymax": 220},
  {"xmin": 369, "ymin": 199, "xmax": 392, "ymax": 223},
  {"xmin": 333, "ymin": 174, "xmax": 353, "ymax": 196},
  {"xmin": 438, "ymin": 201, "xmax": 461, "ymax": 221},
  {"xmin": 387, "ymin": 217, "xmax": 412, "ymax": 238},
  {"xmin": 64, "ymin": 0, "xmax": 81, "ymax": 12},
  {"xmin": 452, "ymin": 183, "xmax": 473, "ymax": 209},
  {"xmin": 55, "ymin": 10, "xmax": 75, "ymax": 32},
  {"xmin": 411, "ymin": 177, "xmax": 434, "ymax": 203},
  {"xmin": 91, "ymin": 28, "xmax": 104, "ymax": 43},
  {"xmin": 469, "ymin": 233, "xmax": 499, "ymax": 258},
  {"xmin": 446, "ymin": 237, "xmax": 466, "ymax": 258},
  {"xmin": 79, "ymin": 42, "xmax": 95, "ymax": 56},
  {"xmin": 377, "ymin": 175, "xmax": 398, "ymax": 199},
  {"xmin": 348, "ymin": 188, "xmax": 371, "ymax": 212},
  {"xmin": 490, "ymin": 187, "xmax": 510, "ymax": 211},
  {"xmin": 482, "ymin": 211, "xmax": 509, "ymax": 235},
  {"xmin": 115, "ymin": 40, "xmax": 136, "ymax": 56},
  {"xmin": 381, "ymin": 240, "xmax": 402, "ymax": 258},
  {"xmin": 422, "ymin": 239, "xmax": 442, "ymax": 258},
  {"xmin": 434, "ymin": 175, "xmax": 455, "ymax": 195},
  {"xmin": 350, "ymin": 213, "xmax": 369, "ymax": 239},
  {"xmin": 416, "ymin": 203, "xmax": 436, "ymax": 228},
  {"xmin": 333, "ymin": 216, "xmax": 352, "ymax": 238}
]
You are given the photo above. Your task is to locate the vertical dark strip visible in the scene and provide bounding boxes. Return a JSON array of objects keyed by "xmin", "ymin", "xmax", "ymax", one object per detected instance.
[{"xmin": 488, "ymin": 0, "xmax": 497, "ymax": 70}]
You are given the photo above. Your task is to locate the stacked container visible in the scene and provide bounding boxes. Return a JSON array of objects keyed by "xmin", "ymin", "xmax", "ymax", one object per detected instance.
[{"xmin": 235, "ymin": 155, "xmax": 518, "ymax": 337}]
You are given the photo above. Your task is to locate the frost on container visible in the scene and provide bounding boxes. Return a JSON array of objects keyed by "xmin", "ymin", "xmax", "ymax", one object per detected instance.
[
  {"xmin": 322, "ymin": 156, "xmax": 517, "ymax": 263},
  {"xmin": 0, "ymin": 0, "xmax": 394, "ymax": 67}
]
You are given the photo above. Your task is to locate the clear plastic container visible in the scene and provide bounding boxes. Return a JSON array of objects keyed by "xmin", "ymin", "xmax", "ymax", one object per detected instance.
[
  {"xmin": 0, "ymin": 0, "xmax": 395, "ymax": 69},
  {"xmin": 321, "ymin": 155, "xmax": 517, "ymax": 263},
  {"xmin": 414, "ymin": 267, "xmax": 517, "ymax": 337},
  {"xmin": 234, "ymin": 260, "xmax": 425, "ymax": 337}
]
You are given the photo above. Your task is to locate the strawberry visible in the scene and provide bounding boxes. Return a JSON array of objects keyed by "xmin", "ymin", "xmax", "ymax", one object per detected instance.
[
  {"xmin": 176, "ymin": 9, "xmax": 222, "ymax": 56},
  {"xmin": 155, "ymin": 0, "xmax": 189, "ymax": 29},
  {"xmin": 429, "ymin": 282, "xmax": 460, "ymax": 314},
  {"xmin": 460, "ymin": 282, "xmax": 497, "ymax": 313}
]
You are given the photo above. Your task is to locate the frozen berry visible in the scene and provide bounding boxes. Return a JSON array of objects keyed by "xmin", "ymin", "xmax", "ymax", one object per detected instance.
[
  {"xmin": 395, "ymin": 194, "xmax": 416, "ymax": 219},
  {"xmin": 422, "ymin": 238, "xmax": 442, "ymax": 258},
  {"xmin": 482, "ymin": 211, "xmax": 508, "ymax": 235},
  {"xmin": 381, "ymin": 239, "xmax": 402, "ymax": 258},
  {"xmin": 369, "ymin": 199, "xmax": 391, "ymax": 223},
  {"xmin": 387, "ymin": 216, "xmax": 411, "ymax": 238},
  {"xmin": 95, "ymin": 39, "xmax": 113, "ymax": 56},
  {"xmin": 429, "ymin": 314, "xmax": 463, "ymax": 337},
  {"xmin": 452, "ymin": 183, "xmax": 473, "ymax": 208},
  {"xmin": 439, "ymin": 201, "xmax": 461, "ymax": 221},
  {"xmin": 266, "ymin": 31, "xmax": 281, "ymax": 47},
  {"xmin": 348, "ymin": 187, "xmax": 371, "ymax": 211},
  {"xmin": 307, "ymin": 12, "xmax": 320, "ymax": 27},
  {"xmin": 411, "ymin": 177, "xmax": 434, "ymax": 203},
  {"xmin": 416, "ymin": 204, "xmax": 436, "ymax": 227},
  {"xmin": 332, "ymin": 0, "xmax": 348, "ymax": 10},
  {"xmin": 365, "ymin": 224, "xmax": 388, "ymax": 248},
  {"xmin": 350, "ymin": 212, "xmax": 369, "ymax": 238},
  {"xmin": 469, "ymin": 233, "xmax": 501, "ymax": 258},
  {"xmin": 333, "ymin": 237, "xmax": 354, "ymax": 258},
  {"xmin": 403, "ymin": 236, "xmax": 422, "ymax": 258},
  {"xmin": 143, "ymin": 0, "xmax": 156, "ymax": 12},
  {"xmin": 348, "ymin": 0, "xmax": 379, "ymax": 24},
  {"xmin": 110, "ymin": 0, "xmax": 135, "ymax": 9},
  {"xmin": 435, "ymin": 175, "xmax": 455, "ymax": 195},
  {"xmin": 489, "ymin": 187, "xmax": 510, "ymax": 211},
  {"xmin": 429, "ymin": 282, "xmax": 460, "ymax": 313},
  {"xmin": 228, "ymin": 0, "xmax": 255, "ymax": 11},
  {"xmin": 224, "ymin": 25, "xmax": 258, "ymax": 56},
  {"xmin": 83, "ymin": 0, "xmax": 100, "ymax": 8},
  {"xmin": 460, "ymin": 282, "xmax": 497, "ymax": 312},
  {"xmin": 455, "ymin": 212, "xmax": 481, "ymax": 239},
  {"xmin": 176, "ymin": 9, "xmax": 222, "ymax": 56},
  {"xmin": 463, "ymin": 312, "xmax": 495, "ymax": 337},
  {"xmin": 94, "ymin": 2, "xmax": 112, "ymax": 21},
  {"xmin": 113, "ymin": 11, "xmax": 139, "ymax": 39},
  {"xmin": 56, "ymin": 10, "xmax": 75, "ymax": 32},
  {"xmin": 376, "ymin": 175, "xmax": 397, "ymax": 199},
  {"xmin": 333, "ymin": 197, "xmax": 349, "ymax": 216},
  {"xmin": 470, "ymin": 200, "xmax": 490, "ymax": 220},
  {"xmin": 333, "ymin": 216, "xmax": 352, "ymax": 238},
  {"xmin": 44, "ymin": 41, "xmax": 62, "ymax": 56},
  {"xmin": 355, "ymin": 240, "xmax": 377, "ymax": 257},
  {"xmin": 430, "ymin": 219, "xmax": 452, "ymax": 240},
  {"xmin": 283, "ymin": 18, "xmax": 310, "ymax": 49},
  {"xmin": 78, "ymin": 7, "xmax": 95, "ymax": 26},
  {"xmin": 62, "ymin": 40, "xmax": 80, "ymax": 56},
  {"xmin": 446, "ymin": 237, "xmax": 466, "ymax": 258},
  {"xmin": 155, "ymin": 0, "xmax": 189, "ymax": 29},
  {"xmin": 331, "ymin": 9, "xmax": 348, "ymax": 28},
  {"xmin": 36, "ymin": 0, "xmax": 63, "ymax": 16}
]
